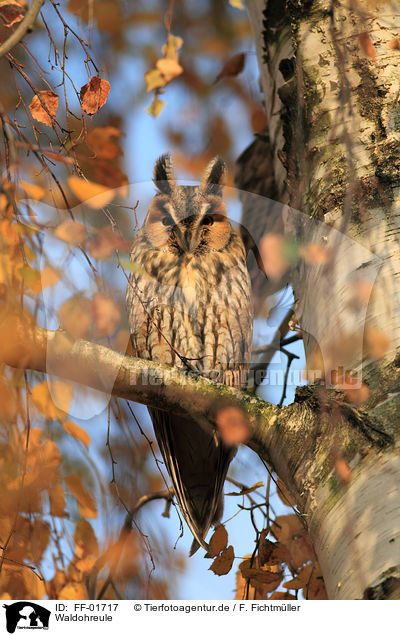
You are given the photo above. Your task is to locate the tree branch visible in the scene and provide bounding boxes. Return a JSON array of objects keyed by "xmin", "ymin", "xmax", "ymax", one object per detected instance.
[{"xmin": 0, "ymin": 0, "xmax": 45, "ymax": 59}]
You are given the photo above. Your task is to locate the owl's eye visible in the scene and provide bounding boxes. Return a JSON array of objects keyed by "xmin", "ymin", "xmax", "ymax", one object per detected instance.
[
  {"xmin": 161, "ymin": 215, "xmax": 174, "ymax": 227},
  {"xmin": 201, "ymin": 215, "xmax": 214, "ymax": 226}
]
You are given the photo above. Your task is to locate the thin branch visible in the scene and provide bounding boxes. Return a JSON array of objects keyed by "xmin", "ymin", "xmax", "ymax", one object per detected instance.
[{"xmin": 0, "ymin": 0, "xmax": 45, "ymax": 59}]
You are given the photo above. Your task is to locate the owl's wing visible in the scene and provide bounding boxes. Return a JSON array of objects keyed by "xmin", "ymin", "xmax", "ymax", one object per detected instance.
[{"xmin": 149, "ymin": 407, "xmax": 236, "ymax": 555}]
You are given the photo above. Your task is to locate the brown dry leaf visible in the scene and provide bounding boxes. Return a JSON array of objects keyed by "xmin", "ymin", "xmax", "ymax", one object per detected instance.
[
  {"xmin": 358, "ymin": 31, "xmax": 376, "ymax": 60},
  {"xmin": 80, "ymin": 77, "xmax": 110, "ymax": 115},
  {"xmin": 277, "ymin": 477, "xmax": 296, "ymax": 508},
  {"xmin": 65, "ymin": 474, "xmax": 97, "ymax": 519},
  {"xmin": 87, "ymin": 126, "xmax": 123, "ymax": 159},
  {"xmin": 216, "ymin": 406, "xmax": 251, "ymax": 446},
  {"xmin": 269, "ymin": 591, "xmax": 297, "ymax": 600},
  {"xmin": 31, "ymin": 381, "xmax": 72, "ymax": 420},
  {"xmin": 206, "ymin": 524, "xmax": 228, "ymax": 558},
  {"xmin": 58, "ymin": 582, "xmax": 88, "ymax": 600},
  {"xmin": 29, "ymin": 519, "xmax": 51, "ymax": 562},
  {"xmin": 146, "ymin": 94, "xmax": 165, "ymax": 118},
  {"xmin": 20, "ymin": 181, "xmax": 45, "ymax": 201},
  {"xmin": 156, "ymin": 58, "xmax": 183, "ymax": 83},
  {"xmin": 226, "ymin": 481, "xmax": 263, "ymax": 497},
  {"xmin": 87, "ymin": 226, "xmax": 130, "ymax": 259},
  {"xmin": 334, "ymin": 458, "xmax": 352, "ymax": 485},
  {"xmin": 234, "ymin": 564, "xmax": 248, "ymax": 600},
  {"xmin": 92, "ymin": 292, "xmax": 121, "ymax": 337},
  {"xmin": 215, "ymin": 52, "xmax": 245, "ymax": 83},
  {"xmin": 364, "ymin": 326, "xmax": 390, "ymax": 360},
  {"xmin": 68, "ymin": 175, "xmax": 114, "ymax": 209},
  {"xmin": 74, "ymin": 519, "xmax": 99, "ymax": 557},
  {"xmin": 63, "ymin": 420, "xmax": 90, "ymax": 449},
  {"xmin": 29, "ymin": 91, "xmax": 59, "ymax": 126},
  {"xmin": 54, "ymin": 220, "xmax": 87, "ymax": 246},
  {"xmin": 48, "ymin": 484, "xmax": 66, "ymax": 517},
  {"xmin": 0, "ymin": 1, "xmax": 25, "ymax": 27},
  {"xmin": 209, "ymin": 545, "xmax": 234, "ymax": 576},
  {"xmin": 91, "ymin": 160, "xmax": 129, "ymax": 192},
  {"xmin": 259, "ymin": 233, "xmax": 289, "ymax": 281},
  {"xmin": 271, "ymin": 514, "xmax": 314, "ymax": 570},
  {"xmin": 59, "ymin": 294, "xmax": 92, "ymax": 339},
  {"xmin": 239, "ymin": 557, "xmax": 283, "ymax": 594},
  {"xmin": 251, "ymin": 106, "xmax": 267, "ymax": 133},
  {"xmin": 299, "ymin": 243, "xmax": 332, "ymax": 265}
]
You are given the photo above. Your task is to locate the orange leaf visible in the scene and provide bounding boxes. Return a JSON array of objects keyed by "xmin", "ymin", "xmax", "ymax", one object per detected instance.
[
  {"xmin": 206, "ymin": 524, "xmax": 228, "ymax": 558},
  {"xmin": 226, "ymin": 481, "xmax": 263, "ymax": 496},
  {"xmin": 65, "ymin": 474, "xmax": 97, "ymax": 519},
  {"xmin": 209, "ymin": 545, "xmax": 234, "ymax": 576},
  {"xmin": 49, "ymin": 484, "xmax": 66, "ymax": 517},
  {"xmin": 335, "ymin": 458, "xmax": 352, "ymax": 485},
  {"xmin": 216, "ymin": 406, "xmax": 251, "ymax": 446},
  {"xmin": 358, "ymin": 32, "xmax": 375, "ymax": 60},
  {"xmin": 63, "ymin": 420, "xmax": 90, "ymax": 449},
  {"xmin": 29, "ymin": 91, "xmax": 59, "ymax": 126},
  {"xmin": 92, "ymin": 292, "xmax": 121, "ymax": 337},
  {"xmin": 54, "ymin": 220, "xmax": 87, "ymax": 246},
  {"xmin": 87, "ymin": 126, "xmax": 123, "ymax": 159},
  {"xmin": 58, "ymin": 582, "xmax": 88, "ymax": 600},
  {"xmin": 31, "ymin": 381, "xmax": 72, "ymax": 420},
  {"xmin": 87, "ymin": 226, "xmax": 130, "ymax": 259},
  {"xmin": 80, "ymin": 77, "xmax": 110, "ymax": 115},
  {"xmin": 215, "ymin": 52, "xmax": 245, "ymax": 83},
  {"xmin": 59, "ymin": 294, "xmax": 92, "ymax": 339},
  {"xmin": 68, "ymin": 175, "xmax": 114, "ymax": 209},
  {"xmin": 74, "ymin": 519, "xmax": 99, "ymax": 557},
  {"xmin": 20, "ymin": 181, "xmax": 45, "ymax": 201}
]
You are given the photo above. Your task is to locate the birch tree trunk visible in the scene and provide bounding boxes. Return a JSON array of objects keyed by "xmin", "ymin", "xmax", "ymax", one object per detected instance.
[{"xmin": 245, "ymin": 0, "xmax": 400, "ymax": 600}]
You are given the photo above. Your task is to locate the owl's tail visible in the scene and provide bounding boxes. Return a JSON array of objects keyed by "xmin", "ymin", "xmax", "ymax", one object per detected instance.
[{"xmin": 149, "ymin": 408, "xmax": 235, "ymax": 555}]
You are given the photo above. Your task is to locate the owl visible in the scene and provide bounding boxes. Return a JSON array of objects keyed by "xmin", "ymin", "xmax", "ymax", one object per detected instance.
[{"xmin": 126, "ymin": 154, "xmax": 253, "ymax": 554}]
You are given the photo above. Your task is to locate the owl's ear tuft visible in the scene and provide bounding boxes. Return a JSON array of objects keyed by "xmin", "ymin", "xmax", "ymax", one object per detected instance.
[
  {"xmin": 153, "ymin": 154, "xmax": 175, "ymax": 194},
  {"xmin": 201, "ymin": 156, "xmax": 226, "ymax": 196}
]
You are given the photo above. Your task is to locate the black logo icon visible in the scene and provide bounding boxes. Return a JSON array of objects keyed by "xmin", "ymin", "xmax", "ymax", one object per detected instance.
[{"xmin": 3, "ymin": 602, "xmax": 50, "ymax": 633}]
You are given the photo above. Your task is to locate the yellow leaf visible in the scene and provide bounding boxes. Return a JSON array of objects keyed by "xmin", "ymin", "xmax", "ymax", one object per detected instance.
[
  {"xmin": 156, "ymin": 58, "xmax": 183, "ymax": 82},
  {"xmin": 162, "ymin": 33, "xmax": 183, "ymax": 60},
  {"xmin": 146, "ymin": 95, "xmax": 165, "ymax": 118},
  {"xmin": 20, "ymin": 181, "xmax": 45, "ymax": 201},
  {"xmin": 31, "ymin": 381, "xmax": 73, "ymax": 420},
  {"xmin": 65, "ymin": 474, "xmax": 97, "ymax": 519},
  {"xmin": 68, "ymin": 175, "xmax": 114, "ymax": 209},
  {"xmin": 229, "ymin": 0, "xmax": 244, "ymax": 8},
  {"xmin": 63, "ymin": 420, "xmax": 90, "ymax": 449},
  {"xmin": 144, "ymin": 68, "xmax": 166, "ymax": 92}
]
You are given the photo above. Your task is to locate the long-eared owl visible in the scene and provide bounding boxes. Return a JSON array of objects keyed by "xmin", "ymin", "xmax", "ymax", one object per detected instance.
[{"xmin": 126, "ymin": 154, "xmax": 253, "ymax": 554}]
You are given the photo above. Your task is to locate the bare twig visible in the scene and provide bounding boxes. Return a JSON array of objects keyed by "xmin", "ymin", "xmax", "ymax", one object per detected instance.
[{"xmin": 0, "ymin": 0, "xmax": 45, "ymax": 59}]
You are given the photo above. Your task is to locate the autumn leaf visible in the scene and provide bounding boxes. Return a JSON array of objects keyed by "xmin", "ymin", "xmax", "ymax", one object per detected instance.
[
  {"xmin": 269, "ymin": 591, "xmax": 296, "ymax": 600},
  {"xmin": 214, "ymin": 52, "xmax": 245, "ymax": 83},
  {"xmin": 229, "ymin": 0, "xmax": 244, "ymax": 8},
  {"xmin": 63, "ymin": 420, "xmax": 90, "ymax": 449},
  {"xmin": 48, "ymin": 484, "xmax": 66, "ymax": 517},
  {"xmin": 206, "ymin": 524, "xmax": 228, "ymax": 558},
  {"xmin": 226, "ymin": 481, "xmax": 263, "ymax": 496},
  {"xmin": 65, "ymin": 474, "xmax": 97, "ymax": 519},
  {"xmin": 80, "ymin": 77, "xmax": 110, "ymax": 115},
  {"xmin": 335, "ymin": 457, "xmax": 352, "ymax": 485},
  {"xmin": 271, "ymin": 514, "xmax": 314, "ymax": 570},
  {"xmin": 209, "ymin": 545, "xmax": 234, "ymax": 576},
  {"xmin": 358, "ymin": 31, "xmax": 375, "ymax": 60},
  {"xmin": 68, "ymin": 175, "xmax": 115, "ymax": 209},
  {"xmin": 239, "ymin": 556, "xmax": 283, "ymax": 594},
  {"xmin": 162, "ymin": 33, "xmax": 183, "ymax": 60},
  {"xmin": 146, "ymin": 94, "xmax": 165, "ymax": 118},
  {"xmin": 92, "ymin": 292, "xmax": 121, "ymax": 337},
  {"xmin": 29, "ymin": 91, "xmax": 59, "ymax": 126},
  {"xmin": 87, "ymin": 126, "xmax": 123, "ymax": 160},
  {"xmin": 259, "ymin": 233, "xmax": 290, "ymax": 281},
  {"xmin": 156, "ymin": 58, "xmax": 183, "ymax": 83},
  {"xmin": 87, "ymin": 226, "xmax": 130, "ymax": 259},
  {"xmin": 0, "ymin": 1, "xmax": 25, "ymax": 27},
  {"xmin": 74, "ymin": 519, "xmax": 99, "ymax": 557},
  {"xmin": 32, "ymin": 381, "xmax": 73, "ymax": 420},
  {"xmin": 54, "ymin": 220, "xmax": 87, "ymax": 246},
  {"xmin": 59, "ymin": 294, "xmax": 92, "ymax": 339},
  {"xmin": 58, "ymin": 582, "xmax": 88, "ymax": 600},
  {"xmin": 389, "ymin": 38, "xmax": 400, "ymax": 50},
  {"xmin": 19, "ymin": 181, "xmax": 45, "ymax": 201}
]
